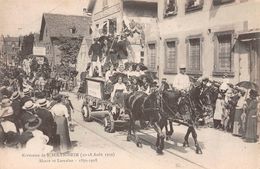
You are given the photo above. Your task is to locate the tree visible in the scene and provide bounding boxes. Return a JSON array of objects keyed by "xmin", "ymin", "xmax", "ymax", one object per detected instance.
[
  {"xmin": 20, "ymin": 33, "xmax": 34, "ymax": 59},
  {"xmin": 56, "ymin": 36, "xmax": 83, "ymax": 64}
]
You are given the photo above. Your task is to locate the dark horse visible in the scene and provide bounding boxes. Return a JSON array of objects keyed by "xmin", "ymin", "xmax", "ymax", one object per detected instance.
[{"xmin": 124, "ymin": 80, "xmax": 215, "ymax": 154}]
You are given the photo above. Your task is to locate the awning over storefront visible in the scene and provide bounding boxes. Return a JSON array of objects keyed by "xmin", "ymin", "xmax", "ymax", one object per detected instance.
[{"xmin": 237, "ymin": 30, "xmax": 260, "ymax": 41}]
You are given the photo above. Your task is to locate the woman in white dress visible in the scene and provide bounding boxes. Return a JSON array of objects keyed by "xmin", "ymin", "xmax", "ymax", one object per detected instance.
[
  {"xmin": 111, "ymin": 76, "xmax": 128, "ymax": 106},
  {"xmin": 50, "ymin": 94, "xmax": 71, "ymax": 152},
  {"xmin": 214, "ymin": 92, "xmax": 226, "ymax": 129}
]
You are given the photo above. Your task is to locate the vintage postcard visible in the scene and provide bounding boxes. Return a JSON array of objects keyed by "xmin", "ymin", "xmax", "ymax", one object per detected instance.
[{"xmin": 0, "ymin": 0, "xmax": 259, "ymax": 169}]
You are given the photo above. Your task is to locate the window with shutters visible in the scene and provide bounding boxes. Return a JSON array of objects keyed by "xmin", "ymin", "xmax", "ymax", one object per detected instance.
[
  {"xmin": 213, "ymin": 31, "xmax": 234, "ymax": 76},
  {"xmin": 147, "ymin": 43, "xmax": 156, "ymax": 71},
  {"xmin": 186, "ymin": 37, "xmax": 202, "ymax": 75},
  {"xmin": 164, "ymin": 39, "xmax": 178, "ymax": 74}
]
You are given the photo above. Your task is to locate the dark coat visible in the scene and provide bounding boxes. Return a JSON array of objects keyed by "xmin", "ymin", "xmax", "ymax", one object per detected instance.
[
  {"xmin": 0, "ymin": 87, "xmax": 12, "ymax": 98},
  {"xmin": 80, "ymin": 71, "xmax": 87, "ymax": 82},
  {"xmin": 117, "ymin": 40, "xmax": 128, "ymax": 59},
  {"xmin": 35, "ymin": 107, "xmax": 56, "ymax": 145},
  {"xmin": 11, "ymin": 99, "xmax": 22, "ymax": 128},
  {"xmin": 20, "ymin": 110, "xmax": 35, "ymax": 131},
  {"xmin": 20, "ymin": 96, "xmax": 32, "ymax": 107},
  {"xmin": 88, "ymin": 42, "xmax": 103, "ymax": 62}
]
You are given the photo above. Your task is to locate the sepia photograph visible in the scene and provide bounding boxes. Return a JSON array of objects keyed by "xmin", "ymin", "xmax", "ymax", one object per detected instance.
[{"xmin": 0, "ymin": 0, "xmax": 259, "ymax": 169}]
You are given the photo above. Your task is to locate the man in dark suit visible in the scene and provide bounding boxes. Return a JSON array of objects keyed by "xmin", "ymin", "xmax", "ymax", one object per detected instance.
[
  {"xmin": 35, "ymin": 98, "xmax": 56, "ymax": 146},
  {"xmin": 20, "ymin": 88, "xmax": 33, "ymax": 107},
  {"xmin": 20, "ymin": 100, "xmax": 36, "ymax": 131},
  {"xmin": 117, "ymin": 35, "xmax": 128, "ymax": 65},
  {"xmin": 11, "ymin": 91, "xmax": 23, "ymax": 130},
  {"xmin": 88, "ymin": 37, "xmax": 103, "ymax": 77}
]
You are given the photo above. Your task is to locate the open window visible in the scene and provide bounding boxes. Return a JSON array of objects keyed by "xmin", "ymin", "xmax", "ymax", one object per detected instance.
[
  {"xmin": 185, "ymin": 0, "xmax": 204, "ymax": 13},
  {"xmin": 164, "ymin": 0, "xmax": 178, "ymax": 18}
]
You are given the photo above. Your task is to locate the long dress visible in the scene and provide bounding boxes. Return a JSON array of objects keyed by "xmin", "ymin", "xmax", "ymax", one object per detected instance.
[
  {"xmin": 50, "ymin": 103, "xmax": 71, "ymax": 152},
  {"xmin": 233, "ymin": 96, "xmax": 246, "ymax": 136},
  {"xmin": 213, "ymin": 95, "xmax": 225, "ymax": 128},
  {"xmin": 111, "ymin": 83, "xmax": 127, "ymax": 108},
  {"xmin": 244, "ymin": 98, "xmax": 258, "ymax": 142}
]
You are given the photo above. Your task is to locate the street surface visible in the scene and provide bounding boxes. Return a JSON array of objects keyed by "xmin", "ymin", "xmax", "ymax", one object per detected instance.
[
  {"xmin": 0, "ymin": 91, "xmax": 259, "ymax": 169},
  {"xmin": 66, "ymin": 91, "xmax": 260, "ymax": 169}
]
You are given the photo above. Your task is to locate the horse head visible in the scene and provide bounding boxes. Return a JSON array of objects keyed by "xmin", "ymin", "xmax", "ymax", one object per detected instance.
[{"xmin": 189, "ymin": 80, "xmax": 217, "ymax": 120}]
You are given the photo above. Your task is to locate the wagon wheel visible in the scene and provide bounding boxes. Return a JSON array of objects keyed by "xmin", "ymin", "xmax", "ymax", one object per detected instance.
[
  {"xmin": 82, "ymin": 104, "xmax": 93, "ymax": 122},
  {"xmin": 104, "ymin": 114, "xmax": 115, "ymax": 133}
]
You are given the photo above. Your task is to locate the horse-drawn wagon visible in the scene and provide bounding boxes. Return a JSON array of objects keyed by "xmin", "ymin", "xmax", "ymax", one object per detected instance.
[{"xmin": 81, "ymin": 77, "xmax": 129, "ymax": 133}]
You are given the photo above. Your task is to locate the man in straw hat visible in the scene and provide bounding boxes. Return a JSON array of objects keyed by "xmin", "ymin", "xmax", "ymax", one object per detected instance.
[
  {"xmin": 20, "ymin": 88, "xmax": 33, "ymax": 107},
  {"xmin": 35, "ymin": 98, "xmax": 56, "ymax": 146},
  {"xmin": 20, "ymin": 100, "xmax": 36, "ymax": 131},
  {"xmin": 11, "ymin": 91, "xmax": 23, "ymax": 130}
]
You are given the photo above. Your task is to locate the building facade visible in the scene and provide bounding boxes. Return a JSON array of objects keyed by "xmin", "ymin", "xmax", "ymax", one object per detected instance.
[
  {"xmin": 39, "ymin": 13, "xmax": 91, "ymax": 67},
  {"xmin": 76, "ymin": 36, "xmax": 92, "ymax": 81},
  {"xmin": 2, "ymin": 36, "xmax": 22, "ymax": 66},
  {"xmin": 88, "ymin": 0, "xmax": 158, "ymax": 65},
  {"xmin": 145, "ymin": 0, "xmax": 260, "ymax": 87}
]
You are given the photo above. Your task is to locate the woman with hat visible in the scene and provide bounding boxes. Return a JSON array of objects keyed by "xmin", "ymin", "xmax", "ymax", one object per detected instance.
[
  {"xmin": 244, "ymin": 89, "xmax": 259, "ymax": 142},
  {"xmin": 50, "ymin": 94, "xmax": 71, "ymax": 152}
]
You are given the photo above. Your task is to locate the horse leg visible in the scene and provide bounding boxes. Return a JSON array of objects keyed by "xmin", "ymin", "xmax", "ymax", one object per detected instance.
[
  {"xmin": 127, "ymin": 118, "xmax": 132, "ymax": 141},
  {"xmin": 153, "ymin": 120, "xmax": 166, "ymax": 154},
  {"xmin": 132, "ymin": 121, "xmax": 142, "ymax": 147},
  {"xmin": 127, "ymin": 111, "xmax": 133, "ymax": 142},
  {"xmin": 166, "ymin": 120, "xmax": 174, "ymax": 140},
  {"xmin": 190, "ymin": 126, "xmax": 202, "ymax": 154},
  {"xmin": 183, "ymin": 127, "xmax": 192, "ymax": 147}
]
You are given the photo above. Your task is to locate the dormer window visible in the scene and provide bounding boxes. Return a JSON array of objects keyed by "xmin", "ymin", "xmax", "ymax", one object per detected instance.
[
  {"xmin": 164, "ymin": 0, "xmax": 178, "ymax": 18},
  {"xmin": 185, "ymin": 0, "xmax": 204, "ymax": 13},
  {"xmin": 70, "ymin": 27, "xmax": 76, "ymax": 34}
]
